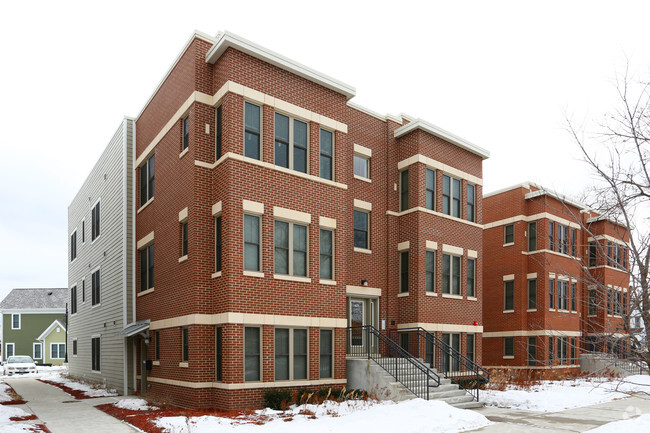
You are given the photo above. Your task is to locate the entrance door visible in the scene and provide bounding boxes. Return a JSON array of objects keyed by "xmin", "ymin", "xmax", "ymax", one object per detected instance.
[
  {"xmin": 140, "ymin": 340, "xmax": 148, "ymax": 395},
  {"xmin": 347, "ymin": 297, "xmax": 379, "ymax": 354}
]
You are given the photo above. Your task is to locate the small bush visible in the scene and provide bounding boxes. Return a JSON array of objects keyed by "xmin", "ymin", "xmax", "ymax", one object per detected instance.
[{"xmin": 263, "ymin": 389, "xmax": 293, "ymax": 410}]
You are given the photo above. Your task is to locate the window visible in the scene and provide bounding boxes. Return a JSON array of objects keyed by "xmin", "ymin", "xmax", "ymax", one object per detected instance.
[
  {"xmin": 558, "ymin": 225, "xmax": 568, "ymax": 254},
  {"xmin": 549, "ymin": 221, "xmax": 554, "ymax": 251},
  {"xmin": 140, "ymin": 155, "xmax": 155, "ymax": 206},
  {"xmin": 244, "ymin": 214, "xmax": 261, "ymax": 271},
  {"xmin": 91, "ymin": 269, "xmax": 101, "ymax": 305},
  {"xmin": 353, "ymin": 154, "xmax": 369, "ymax": 178},
  {"xmin": 140, "ymin": 244, "xmax": 154, "ymax": 291},
  {"xmin": 5, "ymin": 343, "xmax": 14, "ymax": 358},
  {"xmin": 442, "ymin": 333, "xmax": 461, "ymax": 372},
  {"xmin": 467, "ymin": 184, "xmax": 475, "ymax": 222},
  {"xmin": 558, "ymin": 337, "xmax": 568, "ymax": 364},
  {"xmin": 244, "ymin": 327, "xmax": 261, "ymax": 381},
  {"xmin": 571, "ymin": 229, "xmax": 577, "ymax": 256},
  {"xmin": 353, "ymin": 210, "xmax": 369, "ymax": 249},
  {"xmin": 426, "ymin": 251, "xmax": 435, "ymax": 292},
  {"xmin": 589, "ymin": 242, "xmax": 597, "ymax": 266},
  {"xmin": 51, "ymin": 343, "xmax": 66, "ymax": 359},
  {"xmin": 182, "ymin": 116, "xmax": 189, "ymax": 150},
  {"xmin": 504, "ymin": 337, "xmax": 514, "ymax": 357},
  {"xmin": 320, "ymin": 229, "xmax": 333, "ymax": 280},
  {"xmin": 548, "ymin": 336, "xmax": 554, "ymax": 364},
  {"xmin": 467, "ymin": 258, "xmax": 476, "ymax": 297},
  {"xmin": 426, "ymin": 169, "xmax": 435, "ymax": 210},
  {"xmin": 216, "ymin": 327, "xmax": 223, "ymax": 381},
  {"xmin": 181, "ymin": 222, "xmax": 188, "ymax": 257},
  {"xmin": 274, "ymin": 221, "xmax": 307, "ymax": 277},
  {"xmin": 571, "ymin": 283, "xmax": 577, "ymax": 311},
  {"xmin": 72, "ymin": 339, "xmax": 77, "ymax": 356},
  {"xmin": 400, "ymin": 170, "xmax": 409, "ymax": 211},
  {"xmin": 70, "ymin": 231, "xmax": 77, "ymax": 262},
  {"xmin": 528, "ymin": 279, "xmax": 537, "ymax": 309},
  {"xmin": 82, "ymin": 279, "xmax": 85, "ymax": 303},
  {"xmin": 155, "ymin": 331, "xmax": 160, "ymax": 361},
  {"xmin": 33, "ymin": 343, "xmax": 42, "ymax": 360},
  {"xmin": 558, "ymin": 280, "xmax": 568, "ymax": 310},
  {"xmin": 442, "ymin": 175, "xmax": 461, "ymax": 217},
  {"xmin": 466, "ymin": 334, "xmax": 475, "ymax": 363},
  {"xmin": 275, "ymin": 328, "xmax": 308, "ymax": 380},
  {"xmin": 320, "ymin": 329, "xmax": 333, "ymax": 379},
  {"xmin": 442, "ymin": 254, "xmax": 461, "ymax": 295},
  {"xmin": 528, "ymin": 221, "xmax": 537, "ymax": 251},
  {"xmin": 549, "ymin": 279, "xmax": 555, "ymax": 309},
  {"xmin": 274, "ymin": 113, "xmax": 308, "ymax": 172},
  {"xmin": 527, "ymin": 337, "xmax": 536, "ymax": 366},
  {"xmin": 71, "ymin": 286, "xmax": 77, "ymax": 314},
  {"xmin": 215, "ymin": 216, "xmax": 222, "ymax": 273},
  {"xmin": 504, "ymin": 280, "xmax": 514, "ymax": 310},
  {"xmin": 91, "ymin": 337, "xmax": 100, "ymax": 371},
  {"xmin": 504, "ymin": 224, "xmax": 514, "ymax": 244},
  {"xmin": 244, "ymin": 102, "xmax": 261, "ymax": 159},
  {"xmin": 400, "ymin": 251, "xmax": 409, "ymax": 293},
  {"xmin": 91, "ymin": 201, "xmax": 100, "ymax": 241},
  {"xmin": 320, "ymin": 129, "xmax": 333, "ymax": 180},
  {"xmin": 11, "ymin": 314, "xmax": 20, "ymax": 330},
  {"xmin": 216, "ymin": 105, "xmax": 222, "ymax": 160},
  {"xmin": 182, "ymin": 327, "xmax": 189, "ymax": 362}
]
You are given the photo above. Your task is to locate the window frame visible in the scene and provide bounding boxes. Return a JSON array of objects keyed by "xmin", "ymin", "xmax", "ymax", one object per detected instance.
[
  {"xmin": 400, "ymin": 170, "xmax": 409, "ymax": 211},
  {"xmin": 319, "ymin": 228, "xmax": 334, "ymax": 280},
  {"xmin": 5, "ymin": 343, "xmax": 15, "ymax": 359},
  {"xmin": 274, "ymin": 327, "xmax": 309, "ymax": 381},
  {"xmin": 442, "ymin": 253, "xmax": 461, "ymax": 295},
  {"xmin": 528, "ymin": 279, "xmax": 537, "ymax": 310},
  {"xmin": 400, "ymin": 251, "xmax": 409, "ymax": 293},
  {"xmin": 182, "ymin": 115, "xmax": 189, "ymax": 150},
  {"xmin": 182, "ymin": 327, "xmax": 189, "ymax": 362},
  {"xmin": 504, "ymin": 224, "xmax": 514, "ymax": 244},
  {"xmin": 528, "ymin": 221, "xmax": 537, "ymax": 251},
  {"xmin": 244, "ymin": 101, "xmax": 262, "ymax": 160},
  {"xmin": 244, "ymin": 326, "xmax": 261, "ymax": 382},
  {"xmin": 216, "ymin": 327, "xmax": 223, "ymax": 381},
  {"xmin": 274, "ymin": 220, "xmax": 308, "ymax": 277},
  {"xmin": 91, "ymin": 336, "xmax": 101, "ymax": 372},
  {"xmin": 426, "ymin": 250, "xmax": 436, "ymax": 293},
  {"xmin": 91, "ymin": 268, "xmax": 101, "ymax": 306},
  {"xmin": 504, "ymin": 280, "xmax": 514, "ymax": 311},
  {"xmin": 549, "ymin": 279, "xmax": 555, "ymax": 309},
  {"xmin": 91, "ymin": 200, "xmax": 101, "ymax": 242},
  {"xmin": 548, "ymin": 221, "xmax": 554, "ymax": 251},
  {"xmin": 139, "ymin": 244, "xmax": 154, "ymax": 292},
  {"xmin": 140, "ymin": 155, "xmax": 155, "ymax": 207},
  {"xmin": 72, "ymin": 339, "xmax": 78, "ymax": 357},
  {"xmin": 71, "ymin": 285, "xmax": 77, "ymax": 315},
  {"xmin": 11, "ymin": 313, "xmax": 20, "ymax": 330},
  {"xmin": 319, "ymin": 128, "xmax": 334, "ymax": 181},
  {"xmin": 466, "ymin": 334, "xmax": 475, "ymax": 363},
  {"xmin": 353, "ymin": 209, "xmax": 370, "ymax": 250},
  {"xmin": 33, "ymin": 342, "xmax": 42, "ymax": 360},
  {"xmin": 243, "ymin": 214, "xmax": 261, "ymax": 272},
  {"xmin": 154, "ymin": 331, "xmax": 160, "ymax": 361},
  {"xmin": 467, "ymin": 258, "xmax": 476, "ymax": 297},
  {"xmin": 504, "ymin": 336, "xmax": 514, "ymax": 357},
  {"xmin": 51, "ymin": 343, "xmax": 66, "ymax": 360},
  {"xmin": 467, "ymin": 183, "xmax": 475, "ymax": 222},
  {"xmin": 353, "ymin": 154, "xmax": 369, "ymax": 179},
  {"xmin": 216, "ymin": 105, "xmax": 223, "ymax": 160},
  {"xmin": 442, "ymin": 174, "xmax": 461, "ymax": 218},
  {"xmin": 589, "ymin": 242, "xmax": 597, "ymax": 267},
  {"xmin": 215, "ymin": 216, "xmax": 222, "ymax": 273},
  {"xmin": 274, "ymin": 112, "xmax": 308, "ymax": 173},
  {"xmin": 181, "ymin": 221, "xmax": 188, "ymax": 257},
  {"xmin": 527, "ymin": 337, "xmax": 536, "ymax": 366},
  {"xmin": 70, "ymin": 230, "xmax": 77, "ymax": 262},
  {"xmin": 426, "ymin": 168, "xmax": 436, "ymax": 210},
  {"xmin": 319, "ymin": 329, "xmax": 334, "ymax": 379}
]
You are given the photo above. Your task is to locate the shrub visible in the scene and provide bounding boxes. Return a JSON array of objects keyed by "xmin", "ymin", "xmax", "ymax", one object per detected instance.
[{"xmin": 263, "ymin": 389, "xmax": 293, "ymax": 410}]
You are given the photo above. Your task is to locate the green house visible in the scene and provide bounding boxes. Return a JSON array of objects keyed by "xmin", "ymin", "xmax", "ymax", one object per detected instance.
[{"xmin": 0, "ymin": 288, "xmax": 67, "ymax": 365}]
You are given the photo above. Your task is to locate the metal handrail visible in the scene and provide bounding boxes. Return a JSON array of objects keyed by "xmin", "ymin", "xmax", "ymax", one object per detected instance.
[
  {"xmin": 347, "ymin": 325, "xmax": 440, "ymax": 399},
  {"xmin": 390, "ymin": 327, "xmax": 490, "ymax": 401}
]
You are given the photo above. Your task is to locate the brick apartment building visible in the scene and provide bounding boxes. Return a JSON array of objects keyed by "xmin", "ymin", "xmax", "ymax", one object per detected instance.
[{"xmin": 482, "ymin": 183, "xmax": 629, "ymax": 370}]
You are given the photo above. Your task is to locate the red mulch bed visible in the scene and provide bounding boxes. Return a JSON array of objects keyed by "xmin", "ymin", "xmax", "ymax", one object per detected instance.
[
  {"xmin": 28, "ymin": 425, "xmax": 52, "ymax": 433},
  {"xmin": 0, "ymin": 383, "xmax": 27, "ymax": 405},
  {"xmin": 10, "ymin": 414, "xmax": 38, "ymax": 421},
  {"xmin": 37, "ymin": 379, "xmax": 106, "ymax": 400}
]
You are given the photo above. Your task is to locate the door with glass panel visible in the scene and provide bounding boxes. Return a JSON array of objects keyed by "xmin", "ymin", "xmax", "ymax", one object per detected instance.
[{"xmin": 347, "ymin": 297, "xmax": 379, "ymax": 354}]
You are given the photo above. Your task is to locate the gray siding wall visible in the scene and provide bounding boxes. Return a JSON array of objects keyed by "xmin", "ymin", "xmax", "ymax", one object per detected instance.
[{"xmin": 68, "ymin": 118, "xmax": 134, "ymax": 394}]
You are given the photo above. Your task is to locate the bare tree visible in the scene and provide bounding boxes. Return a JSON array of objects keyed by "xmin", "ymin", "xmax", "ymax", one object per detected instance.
[{"xmin": 566, "ymin": 66, "xmax": 650, "ymax": 371}]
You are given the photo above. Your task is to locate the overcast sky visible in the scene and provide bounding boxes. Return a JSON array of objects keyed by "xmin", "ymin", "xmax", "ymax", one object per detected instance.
[{"xmin": 1, "ymin": 0, "xmax": 649, "ymax": 301}]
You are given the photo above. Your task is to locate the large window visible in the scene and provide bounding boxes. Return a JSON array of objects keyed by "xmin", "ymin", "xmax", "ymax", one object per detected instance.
[
  {"xmin": 245, "ymin": 327, "xmax": 261, "ymax": 381},
  {"xmin": 426, "ymin": 251, "xmax": 435, "ymax": 292},
  {"xmin": 181, "ymin": 222, "xmax": 188, "ymax": 257},
  {"xmin": 140, "ymin": 155, "xmax": 155, "ymax": 206},
  {"xmin": 353, "ymin": 210, "xmax": 369, "ymax": 249},
  {"xmin": 589, "ymin": 242, "xmax": 597, "ymax": 266},
  {"xmin": 274, "ymin": 328, "xmax": 308, "ymax": 381},
  {"xmin": 400, "ymin": 170, "xmax": 409, "ymax": 211},
  {"xmin": 71, "ymin": 286, "xmax": 77, "ymax": 315},
  {"xmin": 215, "ymin": 216, "xmax": 222, "ymax": 273},
  {"xmin": 91, "ymin": 201, "xmax": 100, "ymax": 241},
  {"xmin": 51, "ymin": 343, "xmax": 66, "ymax": 360},
  {"xmin": 504, "ymin": 280, "xmax": 514, "ymax": 310},
  {"xmin": 320, "ymin": 129, "xmax": 333, "ymax": 180},
  {"xmin": 320, "ymin": 329, "xmax": 333, "ymax": 379},
  {"xmin": 274, "ymin": 221, "xmax": 307, "ymax": 277},
  {"xmin": 140, "ymin": 244, "xmax": 154, "ymax": 291},
  {"xmin": 558, "ymin": 280, "xmax": 568, "ymax": 310},
  {"xmin": 528, "ymin": 279, "xmax": 537, "ymax": 309},
  {"xmin": 549, "ymin": 279, "xmax": 555, "ymax": 309},
  {"xmin": 549, "ymin": 221, "xmax": 555, "ymax": 251},
  {"xmin": 400, "ymin": 251, "xmax": 409, "ymax": 293},
  {"xmin": 528, "ymin": 221, "xmax": 537, "ymax": 251},
  {"xmin": 244, "ymin": 215, "xmax": 261, "ymax": 271},
  {"xmin": 182, "ymin": 327, "xmax": 189, "ymax": 362},
  {"xmin": 504, "ymin": 337, "xmax": 514, "ymax": 357},
  {"xmin": 11, "ymin": 314, "xmax": 20, "ymax": 330},
  {"xmin": 527, "ymin": 337, "xmax": 536, "ymax": 366},
  {"xmin": 442, "ymin": 175, "xmax": 461, "ymax": 217},
  {"xmin": 466, "ymin": 334, "xmax": 475, "ymax": 363},
  {"xmin": 571, "ymin": 228, "xmax": 577, "ymax": 256},
  {"xmin": 442, "ymin": 254, "xmax": 461, "ymax": 295},
  {"xmin": 353, "ymin": 154, "xmax": 369, "ymax": 178},
  {"xmin": 320, "ymin": 229, "xmax": 333, "ymax": 280},
  {"xmin": 244, "ymin": 102, "xmax": 261, "ymax": 160},
  {"xmin": 70, "ymin": 231, "xmax": 77, "ymax": 262},
  {"xmin": 91, "ymin": 269, "xmax": 101, "ymax": 306},
  {"xmin": 216, "ymin": 105, "xmax": 222, "ymax": 160},
  {"xmin": 182, "ymin": 116, "xmax": 189, "ymax": 150},
  {"xmin": 558, "ymin": 225, "xmax": 568, "ymax": 254},
  {"xmin": 467, "ymin": 258, "xmax": 475, "ymax": 297},
  {"xmin": 426, "ymin": 169, "xmax": 435, "ymax": 210},
  {"xmin": 504, "ymin": 224, "xmax": 514, "ymax": 244},
  {"xmin": 588, "ymin": 289, "xmax": 598, "ymax": 315},
  {"xmin": 91, "ymin": 337, "xmax": 100, "ymax": 371},
  {"xmin": 275, "ymin": 113, "xmax": 308, "ymax": 172},
  {"xmin": 442, "ymin": 333, "xmax": 460, "ymax": 372},
  {"xmin": 467, "ymin": 184, "xmax": 475, "ymax": 222}
]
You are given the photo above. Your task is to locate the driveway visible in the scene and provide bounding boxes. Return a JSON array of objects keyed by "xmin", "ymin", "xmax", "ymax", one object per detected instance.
[{"xmin": 6, "ymin": 378, "xmax": 137, "ymax": 433}]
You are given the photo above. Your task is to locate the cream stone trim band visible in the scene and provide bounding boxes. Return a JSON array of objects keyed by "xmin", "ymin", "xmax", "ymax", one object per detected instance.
[
  {"xmin": 483, "ymin": 330, "xmax": 582, "ymax": 338},
  {"xmin": 137, "ymin": 231, "xmax": 154, "ymax": 250},
  {"xmin": 386, "ymin": 207, "xmax": 484, "ymax": 229},
  {"xmin": 442, "ymin": 244, "xmax": 463, "ymax": 255},
  {"xmin": 353, "ymin": 143, "xmax": 372, "ymax": 157},
  {"xmin": 426, "ymin": 240, "xmax": 438, "ymax": 250},
  {"xmin": 467, "ymin": 249, "xmax": 478, "ymax": 259},
  {"xmin": 319, "ymin": 216, "xmax": 337, "ymax": 229},
  {"xmin": 149, "ymin": 313, "xmax": 347, "ymax": 330},
  {"xmin": 503, "ymin": 274, "xmax": 515, "ymax": 281},
  {"xmin": 274, "ymin": 206, "xmax": 311, "ymax": 224},
  {"xmin": 346, "ymin": 286, "xmax": 382, "ymax": 297},
  {"xmin": 243, "ymin": 200, "xmax": 264, "ymax": 215},
  {"xmin": 397, "ymin": 154, "xmax": 483, "ymax": 186},
  {"xmin": 587, "ymin": 234, "xmax": 628, "ymax": 246},
  {"xmin": 353, "ymin": 199, "xmax": 372, "ymax": 211},
  {"xmin": 144, "ymin": 376, "xmax": 347, "ymax": 390},
  {"xmin": 397, "ymin": 323, "xmax": 483, "ymax": 333},
  {"xmin": 397, "ymin": 241, "xmax": 410, "ymax": 251},
  {"xmin": 527, "ymin": 273, "xmax": 538, "ymax": 279},
  {"xmin": 178, "ymin": 207, "xmax": 188, "ymax": 222},
  {"xmin": 484, "ymin": 212, "xmax": 581, "ymax": 230},
  {"xmin": 212, "ymin": 201, "xmax": 222, "ymax": 216},
  {"xmin": 522, "ymin": 249, "xmax": 582, "ymax": 260}
]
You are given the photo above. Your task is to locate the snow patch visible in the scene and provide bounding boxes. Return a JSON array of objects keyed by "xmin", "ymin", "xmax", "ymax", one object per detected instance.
[{"xmin": 114, "ymin": 398, "xmax": 159, "ymax": 411}]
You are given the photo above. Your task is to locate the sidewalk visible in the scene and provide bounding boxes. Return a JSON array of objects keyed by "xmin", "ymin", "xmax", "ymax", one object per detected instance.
[
  {"xmin": 471, "ymin": 395, "xmax": 650, "ymax": 432},
  {"xmin": 6, "ymin": 378, "xmax": 137, "ymax": 433}
]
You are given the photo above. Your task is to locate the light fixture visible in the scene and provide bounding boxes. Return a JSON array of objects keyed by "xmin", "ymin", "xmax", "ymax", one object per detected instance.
[{"xmin": 361, "ymin": 280, "xmax": 368, "ymax": 286}]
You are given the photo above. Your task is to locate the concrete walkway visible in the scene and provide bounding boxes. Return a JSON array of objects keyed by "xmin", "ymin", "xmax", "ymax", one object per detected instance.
[
  {"xmin": 471, "ymin": 395, "xmax": 650, "ymax": 432},
  {"xmin": 6, "ymin": 378, "xmax": 137, "ymax": 433}
]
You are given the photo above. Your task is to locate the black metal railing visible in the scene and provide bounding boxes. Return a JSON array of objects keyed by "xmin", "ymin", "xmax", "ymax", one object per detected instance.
[
  {"xmin": 389, "ymin": 327, "xmax": 489, "ymax": 401},
  {"xmin": 347, "ymin": 325, "xmax": 440, "ymax": 399}
]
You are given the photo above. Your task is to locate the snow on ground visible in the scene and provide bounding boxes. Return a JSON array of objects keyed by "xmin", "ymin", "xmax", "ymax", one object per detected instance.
[
  {"xmin": 0, "ymin": 383, "xmax": 12, "ymax": 403},
  {"xmin": 155, "ymin": 399, "xmax": 491, "ymax": 433},
  {"xmin": 39, "ymin": 367, "xmax": 118, "ymax": 397},
  {"xmin": 114, "ymin": 398, "xmax": 159, "ymax": 411},
  {"xmin": 585, "ymin": 414, "xmax": 650, "ymax": 432},
  {"xmin": 0, "ymin": 405, "xmax": 36, "ymax": 433},
  {"xmin": 483, "ymin": 375, "xmax": 650, "ymax": 412}
]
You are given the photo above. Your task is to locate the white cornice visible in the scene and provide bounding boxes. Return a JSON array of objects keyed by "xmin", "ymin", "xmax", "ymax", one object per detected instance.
[
  {"xmin": 393, "ymin": 119, "xmax": 490, "ymax": 159},
  {"xmin": 483, "ymin": 182, "xmax": 540, "ymax": 199},
  {"xmin": 206, "ymin": 31, "xmax": 356, "ymax": 100},
  {"xmin": 525, "ymin": 189, "xmax": 587, "ymax": 211}
]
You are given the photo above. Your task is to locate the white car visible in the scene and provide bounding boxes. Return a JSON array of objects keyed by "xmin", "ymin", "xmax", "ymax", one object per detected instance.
[{"xmin": 3, "ymin": 356, "xmax": 37, "ymax": 376}]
